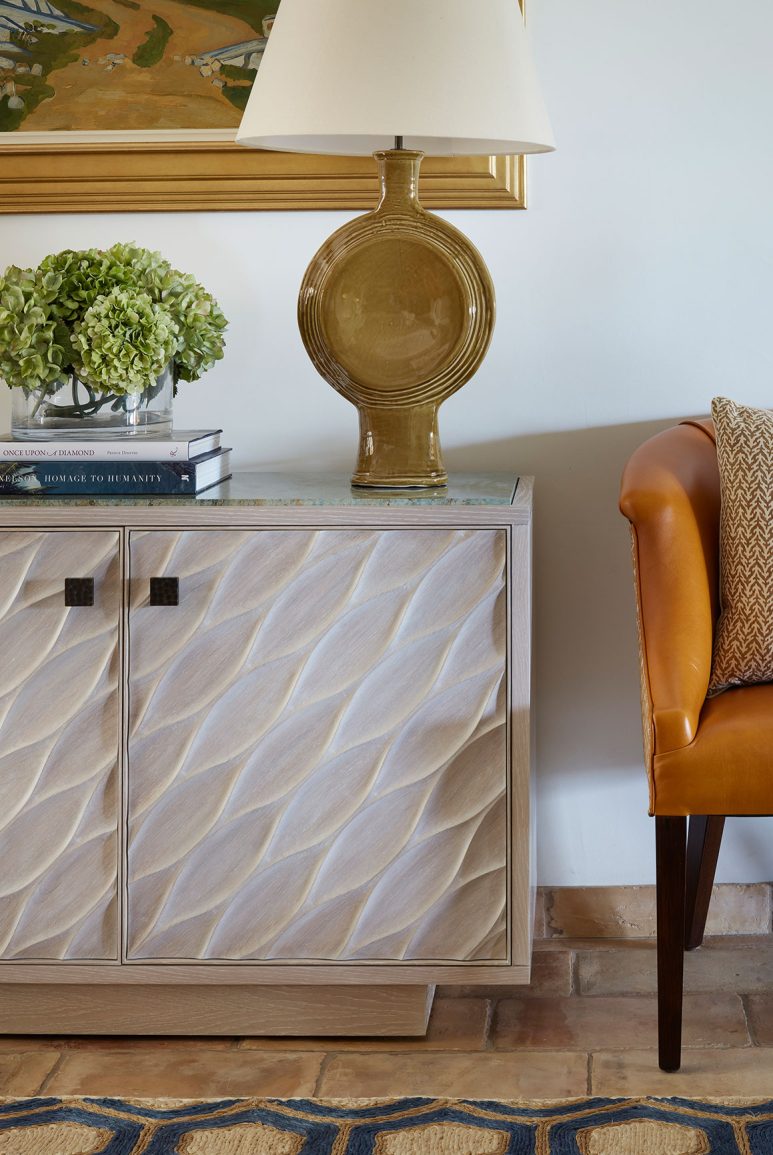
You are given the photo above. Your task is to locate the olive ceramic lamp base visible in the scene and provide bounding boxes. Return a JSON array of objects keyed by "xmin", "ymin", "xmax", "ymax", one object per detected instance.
[
  {"xmin": 352, "ymin": 403, "xmax": 446, "ymax": 488},
  {"xmin": 298, "ymin": 150, "xmax": 495, "ymax": 488}
]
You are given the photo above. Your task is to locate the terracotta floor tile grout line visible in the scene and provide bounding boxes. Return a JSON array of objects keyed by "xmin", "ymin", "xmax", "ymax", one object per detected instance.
[
  {"xmin": 740, "ymin": 994, "xmax": 757, "ymax": 1047},
  {"xmin": 482, "ymin": 998, "xmax": 496, "ymax": 1051},
  {"xmin": 486, "ymin": 1043, "xmax": 756, "ymax": 1054},
  {"xmin": 36, "ymin": 1052, "xmax": 65, "ymax": 1097},
  {"xmin": 312, "ymin": 1052, "xmax": 335, "ymax": 1097}
]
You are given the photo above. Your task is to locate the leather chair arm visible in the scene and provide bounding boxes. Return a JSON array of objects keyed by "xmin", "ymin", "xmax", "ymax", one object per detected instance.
[{"xmin": 620, "ymin": 421, "xmax": 720, "ymax": 760}]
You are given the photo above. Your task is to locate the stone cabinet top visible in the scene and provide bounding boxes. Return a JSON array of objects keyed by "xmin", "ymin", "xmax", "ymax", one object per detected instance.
[
  {"xmin": 203, "ymin": 472, "xmax": 521, "ymax": 507},
  {"xmin": 0, "ymin": 471, "xmax": 531, "ymax": 527}
]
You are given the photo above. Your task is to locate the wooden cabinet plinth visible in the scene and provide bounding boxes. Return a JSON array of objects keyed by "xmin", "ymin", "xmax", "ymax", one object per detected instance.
[{"xmin": 0, "ymin": 983, "xmax": 433, "ymax": 1037}]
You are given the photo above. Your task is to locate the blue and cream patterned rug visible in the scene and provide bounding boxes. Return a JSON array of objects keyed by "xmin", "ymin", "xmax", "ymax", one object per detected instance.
[{"xmin": 1, "ymin": 1095, "xmax": 772, "ymax": 1152}]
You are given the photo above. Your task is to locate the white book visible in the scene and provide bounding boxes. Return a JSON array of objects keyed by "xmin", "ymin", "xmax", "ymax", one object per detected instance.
[{"xmin": 0, "ymin": 429, "xmax": 222, "ymax": 462}]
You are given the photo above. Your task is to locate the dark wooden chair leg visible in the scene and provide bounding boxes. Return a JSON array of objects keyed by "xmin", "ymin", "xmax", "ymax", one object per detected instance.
[
  {"xmin": 685, "ymin": 815, "xmax": 725, "ymax": 951},
  {"xmin": 656, "ymin": 815, "xmax": 687, "ymax": 1072}
]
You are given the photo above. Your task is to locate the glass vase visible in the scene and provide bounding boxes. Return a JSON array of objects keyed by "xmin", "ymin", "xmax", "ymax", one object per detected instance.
[{"xmin": 11, "ymin": 364, "xmax": 174, "ymax": 440}]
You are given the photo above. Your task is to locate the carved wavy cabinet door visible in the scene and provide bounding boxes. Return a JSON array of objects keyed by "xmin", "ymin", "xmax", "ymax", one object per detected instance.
[
  {"xmin": 0, "ymin": 530, "xmax": 120, "ymax": 961},
  {"xmin": 126, "ymin": 528, "xmax": 508, "ymax": 963}
]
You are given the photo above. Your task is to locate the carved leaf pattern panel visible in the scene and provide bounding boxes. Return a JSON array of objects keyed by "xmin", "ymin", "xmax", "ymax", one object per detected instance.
[
  {"xmin": 127, "ymin": 529, "xmax": 508, "ymax": 962},
  {"xmin": 0, "ymin": 531, "xmax": 120, "ymax": 960}
]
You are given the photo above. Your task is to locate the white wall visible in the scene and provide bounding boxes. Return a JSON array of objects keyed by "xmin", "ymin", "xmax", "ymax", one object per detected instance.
[{"xmin": 2, "ymin": 0, "xmax": 773, "ymax": 885}]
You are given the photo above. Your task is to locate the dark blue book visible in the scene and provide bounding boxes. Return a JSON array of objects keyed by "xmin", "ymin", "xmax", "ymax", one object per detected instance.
[{"xmin": 0, "ymin": 448, "xmax": 232, "ymax": 496}]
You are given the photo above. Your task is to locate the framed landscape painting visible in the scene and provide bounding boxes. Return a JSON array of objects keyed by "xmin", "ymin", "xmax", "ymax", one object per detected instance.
[{"xmin": 0, "ymin": 0, "xmax": 525, "ymax": 213}]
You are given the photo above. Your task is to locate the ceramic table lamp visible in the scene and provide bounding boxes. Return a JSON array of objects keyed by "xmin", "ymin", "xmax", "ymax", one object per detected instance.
[{"xmin": 237, "ymin": 0, "xmax": 554, "ymax": 488}]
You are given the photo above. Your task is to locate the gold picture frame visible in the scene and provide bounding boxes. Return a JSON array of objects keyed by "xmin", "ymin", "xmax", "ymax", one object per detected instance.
[{"xmin": 0, "ymin": 138, "xmax": 525, "ymax": 214}]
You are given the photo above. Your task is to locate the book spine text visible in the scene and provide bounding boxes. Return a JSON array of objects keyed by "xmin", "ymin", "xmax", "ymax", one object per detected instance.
[{"xmin": 0, "ymin": 443, "xmax": 197, "ymax": 462}]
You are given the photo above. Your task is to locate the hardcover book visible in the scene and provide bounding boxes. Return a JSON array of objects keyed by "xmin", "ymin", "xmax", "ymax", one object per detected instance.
[
  {"xmin": 0, "ymin": 430, "xmax": 222, "ymax": 462},
  {"xmin": 0, "ymin": 449, "xmax": 232, "ymax": 497}
]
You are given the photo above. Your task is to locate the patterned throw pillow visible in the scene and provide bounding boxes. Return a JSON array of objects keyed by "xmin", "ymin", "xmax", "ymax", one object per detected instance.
[{"xmin": 709, "ymin": 395, "xmax": 773, "ymax": 694}]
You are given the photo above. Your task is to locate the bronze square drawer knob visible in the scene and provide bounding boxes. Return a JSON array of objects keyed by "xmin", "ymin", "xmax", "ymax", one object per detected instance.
[
  {"xmin": 149, "ymin": 577, "xmax": 179, "ymax": 606},
  {"xmin": 64, "ymin": 577, "xmax": 94, "ymax": 607}
]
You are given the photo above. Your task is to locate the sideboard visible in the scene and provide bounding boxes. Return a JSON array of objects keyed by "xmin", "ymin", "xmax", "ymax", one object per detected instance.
[{"xmin": 0, "ymin": 472, "xmax": 533, "ymax": 1036}]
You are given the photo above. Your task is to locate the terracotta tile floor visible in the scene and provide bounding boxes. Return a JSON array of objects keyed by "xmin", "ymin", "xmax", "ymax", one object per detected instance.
[{"xmin": 3, "ymin": 937, "xmax": 773, "ymax": 1099}]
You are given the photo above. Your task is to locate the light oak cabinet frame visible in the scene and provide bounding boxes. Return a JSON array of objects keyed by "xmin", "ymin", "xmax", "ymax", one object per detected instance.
[{"xmin": 0, "ymin": 476, "xmax": 533, "ymax": 1036}]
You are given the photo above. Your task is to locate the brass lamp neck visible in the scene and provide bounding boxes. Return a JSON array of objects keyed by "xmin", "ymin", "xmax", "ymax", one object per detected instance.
[{"xmin": 373, "ymin": 149, "xmax": 425, "ymax": 211}]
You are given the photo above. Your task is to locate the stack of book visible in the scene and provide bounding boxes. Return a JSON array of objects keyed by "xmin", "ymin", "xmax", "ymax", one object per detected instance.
[{"xmin": 0, "ymin": 430, "xmax": 232, "ymax": 497}]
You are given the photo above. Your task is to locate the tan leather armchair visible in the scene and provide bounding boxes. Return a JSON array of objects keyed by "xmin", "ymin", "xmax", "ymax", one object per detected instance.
[{"xmin": 620, "ymin": 419, "xmax": 773, "ymax": 1071}]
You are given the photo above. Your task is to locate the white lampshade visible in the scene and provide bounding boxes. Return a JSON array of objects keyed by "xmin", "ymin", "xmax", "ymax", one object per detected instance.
[{"xmin": 236, "ymin": 0, "xmax": 555, "ymax": 157}]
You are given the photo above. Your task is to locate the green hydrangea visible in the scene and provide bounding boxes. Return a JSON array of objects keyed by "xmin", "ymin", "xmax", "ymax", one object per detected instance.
[
  {"xmin": 1, "ymin": 243, "xmax": 228, "ymax": 396},
  {"xmin": 0, "ymin": 266, "xmax": 66, "ymax": 391},
  {"xmin": 39, "ymin": 243, "xmax": 174, "ymax": 324},
  {"xmin": 72, "ymin": 289, "xmax": 180, "ymax": 395},
  {"xmin": 160, "ymin": 271, "xmax": 228, "ymax": 382}
]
